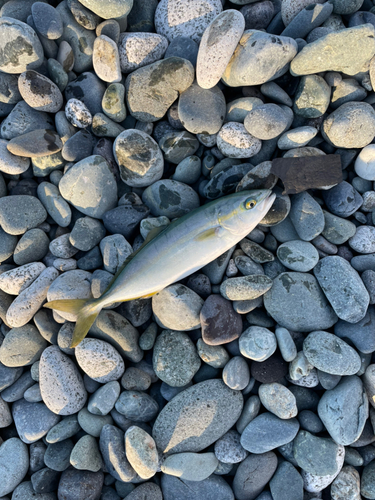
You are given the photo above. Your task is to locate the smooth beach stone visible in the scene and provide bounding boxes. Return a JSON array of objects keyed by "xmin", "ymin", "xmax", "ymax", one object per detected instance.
[
  {"xmin": 172, "ymin": 156, "xmax": 201, "ymax": 185},
  {"xmin": 220, "ymin": 275, "xmax": 272, "ymax": 301},
  {"xmin": 142, "ymin": 179, "xmax": 200, "ymax": 218},
  {"xmin": 275, "ymin": 327, "xmax": 297, "ymax": 362},
  {"xmin": 49, "ymin": 233, "xmax": 78, "ymax": 259},
  {"xmin": 0, "ymin": 395, "xmax": 12, "ymax": 427},
  {"xmin": 101, "ymin": 83, "xmax": 126, "ymax": 123},
  {"xmin": 0, "ymin": 325, "xmax": 46, "ymax": 367},
  {"xmin": 152, "ymin": 284, "xmax": 203, "ymax": 331},
  {"xmin": 119, "ymin": 33, "xmax": 168, "ymax": 73},
  {"xmin": 278, "ymin": 126, "xmax": 317, "ymax": 150},
  {"xmin": 125, "ymin": 57, "xmax": 194, "ymax": 122},
  {"xmin": 99, "ymin": 234, "xmax": 132, "ymax": 274},
  {"xmin": 269, "ymin": 461, "xmax": 303, "ymax": 500},
  {"xmin": 355, "ymin": 144, "xmax": 375, "ymax": 181},
  {"xmin": 0, "ymin": 262, "xmax": 45, "ymax": 295},
  {"xmin": 1, "ymin": 370, "xmax": 34, "ymax": 402},
  {"xmin": 233, "ymin": 452, "xmax": 277, "ymax": 500},
  {"xmin": 291, "ymin": 24, "xmax": 375, "ymax": 76},
  {"xmin": 159, "ymin": 130, "xmax": 199, "ymax": 164},
  {"xmin": 298, "ymin": 409, "xmax": 324, "ymax": 433},
  {"xmin": 331, "ymin": 466, "xmax": 360, "ymax": 500},
  {"xmin": 244, "ymin": 104, "xmax": 289, "ymax": 140},
  {"xmin": 155, "ymin": 0, "xmax": 222, "ymax": 43},
  {"xmin": 12, "ymin": 399, "xmax": 59, "ymax": 444},
  {"xmin": 65, "ymin": 98, "xmax": 92, "ymax": 128},
  {"xmin": 293, "ymin": 74, "xmax": 331, "ymax": 118},
  {"xmin": 322, "ymin": 102, "xmax": 375, "ymax": 149},
  {"xmin": 7, "ymin": 129, "xmax": 62, "ymax": 158},
  {"xmin": 196, "ymin": 9, "xmax": 245, "ymax": 89},
  {"xmin": 75, "ymin": 339, "xmax": 125, "ymax": 383},
  {"xmin": 214, "ymin": 430, "xmax": 247, "ymax": 464},
  {"xmin": 178, "ymin": 83, "xmax": 226, "ymax": 135},
  {"xmin": 162, "ymin": 452, "xmax": 218, "ymax": 481},
  {"xmin": 323, "ymin": 182, "xmax": 363, "ymax": 219},
  {"xmin": 70, "ymin": 434, "xmax": 102, "ymax": 472},
  {"xmin": 64, "ymin": 73, "xmax": 106, "ymax": 117},
  {"xmin": 57, "ymin": 469, "xmax": 104, "ymax": 500},
  {"xmin": 222, "ymin": 30, "xmax": 298, "ymax": 87},
  {"xmin": 314, "ymin": 256, "xmax": 370, "ymax": 323},
  {"xmin": 0, "ymin": 17, "xmax": 44, "ymax": 74},
  {"xmin": 115, "ymin": 391, "xmax": 159, "ymax": 422},
  {"xmin": 281, "ymin": 1, "xmax": 333, "ymax": 38},
  {"xmin": 289, "ymin": 192, "xmax": 324, "ymax": 241},
  {"xmin": 153, "ymin": 330, "xmax": 201, "ymax": 387},
  {"xmin": 93, "ymin": 35, "xmax": 121, "ymax": 83},
  {"xmin": 1, "ymin": 101, "xmax": 53, "ymax": 140},
  {"xmin": 114, "ymin": 129, "xmax": 163, "ymax": 188},
  {"xmin": 37, "ymin": 182, "xmax": 71, "ymax": 227},
  {"xmin": 277, "ymin": 240, "xmax": 319, "ymax": 272},
  {"xmin": 12, "ymin": 480, "xmax": 57, "ymax": 499},
  {"xmin": 294, "ymin": 430, "xmax": 340, "ymax": 476},
  {"xmin": 59, "ymin": 155, "xmax": 117, "ymax": 219},
  {"xmin": 77, "ymin": 0, "xmax": 133, "ymax": 19},
  {"xmin": 32, "ymin": 150, "xmax": 65, "ymax": 177},
  {"xmin": 0, "ymin": 228, "xmax": 18, "ymax": 262},
  {"xmin": 239, "ymin": 239, "xmax": 274, "ymax": 264},
  {"xmin": 164, "ymin": 36, "xmax": 198, "ymax": 67},
  {"xmin": 162, "ymin": 474, "xmax": 233, "ymax": 500},
  {"xmin": 0, "ymin": 139, "xmax": 30, "ymax": 175},
  {"xmin": 18, "ymin": 71, "xmax": 63, "ymax": 113},
  {"xmin": 102, "ymin": 203, "xmax": 149, "ymax": 239},
  {"xmin": 78, "ymin": 407, "xmax": 112, "ymax": 437},
  {"xmin": 225, "ymin": 97, "xmax": 263, "ymax": 123},
  {"xmin": 235, "ymin": 255, "xmax": 264, "ymax": 276},
  {"xmin": 31, "ymin": 467, "xmax": 60, "ymax": 494},
  {"xmin": 217, "ymin": 122, "xmax": 261, "ymax": 158},
  {"xmin": 239, "ymin": 326, "xmax": 277, "ymax": 361},
  {"xmin": 0, "ymin": 438, "xmax": 29, "ymax": 497},
  {"xmin": 240, "ymin": 412, "xmax": 299, "ymax": 453},
  {"xmin": 0, "ymin": 195, "xmax": 46, "ymax": 235},
  {"xmin": 258, "ymin": 383, "xmax": 297, "ymax": 419},
  {"xmin": 39, "ymin": 345, "xmax": 87, "ymax": 415},
  {"xmin": 264, "ymin": 272, "xmax": 338, "ymax": 332},
  {"xmin": 350, "ymin": 226, "xmax": 375, "ymax": 254},
  {"xmin": 303, "ymin": 331, "xmax": 361, "ymax": 376},
  {"xmin": 0, "ymin": 73, "xmax": 22, "ymax": 104},
  {"xmin": 153, "ymin": 379, "xmax": 243, "ymax": 454},
  {"xmin": 331, "ymin": 78, "xmax": 367, "ymax": 109},
  {"xmin": 318, "ymin": 376, "xmax": 368, "ymax": 446},
  {"xmin": 125, "ymin": 426, "xmax": 158, "ymax": 480},
  {"xmin": 88, "ymin": 381, "xmax": 120, "ymax": 416},
  {"xmin": 222, "ymin": 356, "xmax": 250, "ymax": 390},
  {"xmin": 201, "ymin": 294, "xmax": 243, "ymax": 345},
  {"xmin": 46, "ymin": 415, "xmax": 80, "ymax": 443},
  {"xmin": 70, "ymin": 216, "xmax": 105, "ymax": 252},
  {"xmin": 32, "ymin": 2, "xmax": 63, "ymax": 39},
  {"xmin": 322, "ymin": 210, "xmax": 357, "ymax": 244},
  {"xmin": 241, "ymin": 1, "xmax": 275, "ymax": 30},
  {"xmin": 281, "ymin": 0, "xmax": 326, "ymax": 25}
]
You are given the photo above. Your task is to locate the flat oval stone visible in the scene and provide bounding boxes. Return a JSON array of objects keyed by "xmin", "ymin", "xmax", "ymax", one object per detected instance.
[
  {"xmin": 240, "ymin": 412, "xmax": 299, "ymax": 453},
  {"xmin": 39, "ymin": 345, "xmax": 87, "ymax": 415},
  {"xmin": 18, "ymin": 71, "xmax": 63, "ymax": 113},
  {"xmin": 46, "ymin": 414, "xmax": 80, "ymax": 443},
  {"xmin": 59, "ymin": 155, "xmax": 117, "ymax": 219},
  {"xmin": 155, "ymin": 0, "xmax": 223, "ymax": 43},
  {"xmin": 153, "ymin": 379, "xmax": 243, "ymax": 454},
  {"xmin": 125, "ymin": 57, "xmax": 194, "ymax": 122},
  {"xmin": 334, "ymin": 306, "xmax": 375, "ymax": 354},
  {"xmin": 233, "ymin": 452, "xmax": 278, "ymax": 500},
  {"xmin": 75, "ymin": 338, "xmax": 125, "ymax": 383},
  {"xmin": 0, "ymin": 262, "xmax": 45, "ymax": 295},
  {"xmin": 153, "ymin": 330, "xmax": 201, "ymax": 387},
  {"xmin": 220, "ymin": 275, "xmax": 272, "ymax": 301},
  {"xmin": 37, "ymin": 182, "xmax": 72, "ymax": 227},
  {"xmin": 244, "ymin": 104, "xmax": 289, "ymax": 140},
  {"xmin": 77, "ymin": 0, "xmax": 133, "ymax": 19},
  {"xmin": 217, "ymin": 122, "xmax": 262, "ymax": 158},
  {"xmin": 161, "ymin": 452, "xmax": 218, "ymax": 481},
  {"xmin": 303, "ymin": 331, "xmax": 361, "ymax": 376},
  {"xmin": 0, "ymin": 438, "xmax": 29, "ymax": 497},
  {"xmin": 114, "ymin": 129, "xmax": 164, "ymax": 187},
  {"xmin": 125, "ymin": 426, "xmax": 159, "ymax": 480},
  {"xmin": 32, "ymin": 2, "xmax": 63, "ymax": 39},
  {"xmin": 119, "ymin": 32, "xmax": 168, "ymax": 73},
  {"xmin": 0, "ymin": 17, "xmax": 44, "ymax": 74},
  {"xmin": 277, "ymin": 240, "xmax": 319, "ymax": 272},
  {"xmin": 222, "ymin": 30, "xmax": 298, "ymax": 87},
  {"xmin": 88, "ymin": 381, "xmax": 120, "ymax": 416},
  {"xmin": 264, "ymin": 272, "xmax": 338, "ymax": 332},
  {"xmin": 70, "ymin": 434, "xmax": 102, "ymax": 472},
  {"xmin": 152, "ymin": 284, "xmax": 203, "ymax": 331},
  {"xmin": 258, "ymin": 383, "xmax": 297, "ymax": 419},
  {"xmin": 115, "ymin": 391, "xmax": 159, "ymax": 422},
  {"xmin": 318, "ymin": 375, "xmax": 368, "ymax": 446},
  {"xmin": 7, "ymin": 129, "xmax": 63, "ymax": 158},
  {"xmin": 12, "ymin": 398, "xmax": 60, "ymax": 444},
  {"xmin": 57, "ymin": 469, "xmax": 104, "ymax": 500},
  {"xmin": 142, "ymin": 179, "xmax": 200, "ymax": 218},
  {"xmin": 0, "ymin": 324, "xmax": 47, "ymax": 367},
  {"xmin": 93, "ymin": 34, "xmax": 121, "ymax": 83},
  {"xmin": 0, "ymin": 195, "xmax": 47, "ymax": 235},
  {"xmin": 1, "ymin": 100, "xmax": 53, "ymax": 140},
  {"xmin": 201, "ymin": 294, "xmax": 243, "ymax": 345},
  {"xmin": 65, "ymin": 72, "xmax": 105, "ymax": 116},
  {"xmin": 349, "ymin": 226, "xmax": 375, "ymax": 254},
  {"xmin": 0, "ymin": 139, "xmax": 30, "ymax": 175},
  {"xmin": 289, "ymin": 191, "xmax": 324, "ymax": 241},
  {"xmin": 197, "ymin": 9, "xmax": 245, "ymax": 89},
  {"xmin": 314, "ymin": 256, "xmax": 370, "ymax": 323},
  {"xmin": 239, "ymin": 326, "xmax": 277, "ymax": 362},
  {"xmin": 322, "ymin": 182, "xmax": 363, "ymax": 218},
  {"xmin": 294, "ymin": 74, "xmax": 331, "ymax": 118}
]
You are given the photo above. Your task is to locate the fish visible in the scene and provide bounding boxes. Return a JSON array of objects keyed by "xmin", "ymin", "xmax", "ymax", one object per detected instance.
[{"xmin": 44, "ymin": 188, "xmax": 276, "ymax": 347}]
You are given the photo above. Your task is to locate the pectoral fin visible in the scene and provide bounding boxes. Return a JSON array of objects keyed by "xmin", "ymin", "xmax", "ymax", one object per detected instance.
[{"xmin": 195, "ymin": 226, "xmax": 225, "ymax": 242}]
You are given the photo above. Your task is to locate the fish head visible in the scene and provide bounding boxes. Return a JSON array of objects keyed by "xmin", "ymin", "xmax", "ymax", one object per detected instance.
[{"xmin": 216, "ymin": 189, "xmax": 276, "ymax": 236}]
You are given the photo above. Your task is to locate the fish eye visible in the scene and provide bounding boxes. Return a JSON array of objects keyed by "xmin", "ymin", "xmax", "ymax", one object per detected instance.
[{"xmin": 245, "ymin": 198, "xmax": 257, "ymax": 210}]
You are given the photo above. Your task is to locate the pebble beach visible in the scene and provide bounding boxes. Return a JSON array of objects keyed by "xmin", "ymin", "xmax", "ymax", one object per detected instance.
[{"xmin": 1, "ymin": 0, "xmax": 375, "ymax": 499}]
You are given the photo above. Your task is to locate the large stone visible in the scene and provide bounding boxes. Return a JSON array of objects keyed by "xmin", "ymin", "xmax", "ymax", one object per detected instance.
[
  {"xmin": 78, "ymin": 0, "xmax": 133, "ymax": 19},
  {"xmin": 142, "ymin": 179, "xmax": 200, "ymax": 218},
  {"xmin": 0, "ymin": 195, "xmax": 47, "ymax": 235},
  {"xmin": 334, "ymin": 306, "xmax": 375, "ymax": 354},
  {"xmin": 12, "ymin": 399, "xmax": 60, "ymax": 444},
  {"xmin": 264, "ymin": 272, "xmax": 338, "ymax": 332},
  {"xmin": 233, "ymin": 452, "xmax": 278, "ymax": 500},
  {"xmin": 153, "ymin": 379, "xmax": 243, "ymax": 454},
  {"xmin": 0, "ymin": 324, "xmax": 47, "ymax": 367},
  {"xmin": 0, "ymin": 438, "xmax": 29, "ymax": 497}
]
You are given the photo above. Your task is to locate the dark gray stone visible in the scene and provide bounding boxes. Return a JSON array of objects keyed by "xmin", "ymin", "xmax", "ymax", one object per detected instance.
[
  {"xmin": 1, "ymin": 101, "xmax": 53, "ymax": 140},
  {"xmin": 142, "ymin": 179, "xmax": 200, "ymax": 218},
  {"xmin": 12, "ymin": 399, "xmax": 60, "ymax": 444},
  {"xmin": 293, "ymin": 430, "xmax": 341, "ymax": 476},
  {"xmin": 289, "ymin": 192, "xmax": 325, "ymax": 241},
  {"xmin": 162, "ymin": 474, "xmax": 234, "ymax": 500},
  {"xmin": 233, "ymin": 452, "xmax": 278, "ymax": 500},
  {"xmin": 322, "ymin": 181, "xmax": 363, "ymax": 218},
  {"xmin": 0, "ymin": 437, "xmax": 29, "ymax": 497},
  {"xmin": 99, "ymin": 424, "xmax": 136, "ymax": 482},
  {"xmin": 57, "ymin": 469, "xmax": 104, "ymax": 500},
  {"xmin": 164, "ymin": 37, "xmax": 199, "ymax": 66},
  {"xmin": 103, "ymin": 204, "xmax": 150, "ymax": 239},
  {"xmin": 0, "ymin": 195, "xmax": 47, "ymax": 235},
  {"xmin": 269, "ymin": 461, "xmax": 303, "ymax": 500},
  {"xmin": 13, "ymin": 228, "xmax": 50, "ymax": 265},
  {"xmin": 201, "ymin": 294, "xmax": 243, "ymax": 345}
]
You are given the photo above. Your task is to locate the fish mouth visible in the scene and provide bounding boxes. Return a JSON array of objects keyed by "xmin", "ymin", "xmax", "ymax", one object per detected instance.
[{"xmin": 260, "ymin": 189, "xmax": 277, "ymax": 208}]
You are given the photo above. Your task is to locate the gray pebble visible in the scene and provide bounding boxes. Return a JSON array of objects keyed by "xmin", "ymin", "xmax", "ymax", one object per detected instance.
[
  {"xmin": 99, "ymin": 424, "xmax": 135, "ymax": 482},
  {"xmin": 233, "ymin": 452, "xmax": 278, "ymax": 500},
  {"xmin": 18, "ymin": 70, "xmax": 63, "ymax": 113},
  {"xmin": 1, "ymin": 371, "xmax": 34, "ymax": 402},
  {"xmin": 65, "ymin": 98, "xmax": 92, "ymax": 128},
  {"xmin": 0, "ymin": 438, "xmax": 29, "ymax": 497},
  {"xmin": 46, "ymin": 414, "xmax": 80, "ymax": 443},
  {"xmin": 143, "ymin": 179, "xmax": 200, "ymax": 218},
  {"xmin": 0, "ymin": 139, "xmax": 30, "ymax": 175},
  {"xmin": 214, "ymin": 430, "xmax": 247, "ymax": 464},
  {"xmin": 77, "ymin": 407, "xmax": 112, "ymax": 438},
  {"xmin": 70, "ymin": 434, "xmax": 102, "ymax": 472},
  {"xmin": 88, "ymin": 381, "xmax": 120, "ymax": 416},
  {"xmin": 115, "ymin": 391, "xmax": 159, "ymax": 423},
  {"xmin": 125, "ymin": 426, "xmax": 159, "ymax": 479},
  {"xmin": 93, "ymin": 35, "xmax": 121, "ymax": 83},
  {"xmin": 259, "ymin": 383, "xmax": 298, "ymax": 419},
  {"xmin": 277, "ymin": 240, "xmax": 319, "ymax": 272},
  {"xmin": 119, "ymin": 32, "xmax": 168, "ymax": 73},
  {"xmin": 70, "ymin": 216, "xmax": 106, "ymax": 252},
  {"xmin": 0, "ymin": 195, "xmax": 47, "ymax": 235},
  {"xmin": 32, "ymin": 2, "xmax": 63, "ymax": 39},
  {"xmin": 37, "ymin": 182, "xmax": 71, "ymax": 227},
  {"xmin": 220, "ymin": 275, "xmax": 272, "ymax": 301},
  {"xmin": 294, "ymin": 430, "xmax": 342, "ymax": 476},
  {"xmin": 239, "ymin": 326, "xmax": 277, "ymax": 361},
  {"xmin": 57, "ymin": 469, "xmax": 104, "ymax": 500},
  {"xmin": 0, "ymin": 324, "xmax": 46, "ymax": 367},
  {"xmin": 275, "ymin": 326, "xmax": 297, "ymax": 362},
  {"xmin": 217, "ymin": 122, "xmax": 261, "ymax": 158},
  {"xmin": 197, "ymin": 339, "xmax": 229, "ymax": 369},
  {"xmin": 161, "ymin": 451, "xmax": 218, "ymax": 482},
  {"xmin": 12, "ymin": 399, "xmax": 60, "ymax": 444},
  {"xmin": 222, "ymin": 356, "xmax": 250, "ymax": 390},
  {"xmin": 244, "ymin": 104, "xmax": 289, "ymax": 140},
  {"xmin": 331, "ymin": 465, "xmax": 361, "ymax": 500},
  {"xmin": 121, "ymin": 367, "xmax": 151, "ymax": 391},
  {"xmin": 161, "ymin": 474, "xmax": 232, "ymax": 500},
  {"xmin": 44, "ymin": 439, "xmax": 74, "ymax": 471}
]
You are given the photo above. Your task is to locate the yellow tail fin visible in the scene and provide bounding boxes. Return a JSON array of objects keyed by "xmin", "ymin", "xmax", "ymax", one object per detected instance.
[{"xmin": 44, "ymin": 298, "xmax": 103, "ymax": 348}]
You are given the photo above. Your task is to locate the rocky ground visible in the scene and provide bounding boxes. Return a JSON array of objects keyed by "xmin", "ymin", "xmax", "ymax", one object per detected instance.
[{"xmin": 1, "ymin": 0, "xmax": 375, "ymax": 499}]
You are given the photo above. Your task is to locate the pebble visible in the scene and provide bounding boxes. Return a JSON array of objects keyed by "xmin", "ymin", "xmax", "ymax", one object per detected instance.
[
  {"xmin": 355, "ymin": 144, "xmax": 375, "ymax": 181},
  {"xmin": 155, "ymin": 0, "xmax": 222, "ymax": 43},
  {"xmin": 0, "ymin": 139, "xmax": 30, "ymax": 175},
  {"xmin": 244, "ymin": 104, "xmax": 289, "ymax": 140},
  {"xmin": 0, "ymin": 262, "xmax": 45, "ymax": 295},
  {"xmin": 233, "ymin": 452, "xmax": 278, "ymax": 500},
  {"xmin": 0, "ymin": 438, "xmax": 29, "ymax": 497},
  {"xmin": 7, "ymin": 129, "xmax": 62, "ymax": 158},
  {"xmin": 18, "ymin": 70, "xmax": 63, "ymax": 113},
  {"xmin": 277, "ymin": 240, "xmax": 319, "ymax": 271},
  {"xmin": 46, "ymin": 415, "xmax": 80, "ymax": 443},
  {"xmin": 152, "ymin": 379, "xmax": 243, "ymax": 454},
  {"xmin": 222, "ymin": 356, "xmax": 250, "ymax": 390},
  {"xmin": 200, "ymin": 294, "xmax": 243, "ymax": 345},
  {"xmin": 220, "ymin": 275, "xmax": 272, "ymax": 301},
  {"xmin": 314, "ymin": 256, "xmax": 370, "ymax": 323},
  {"xmin": 88, "ymin": 381, "xmax": 120, "ymax": 416},
  {"xmin": 294, "ymin": 74, "xmax": 331, "ymax": 118},
  {"xmin": 275, "ymin": 326, "xmax": 297, "ymax": 362},
  {"xmin": 301, "ymin": 444, "xmax": 345, "ymax": 493},
  {"xmin": 12, "ymin": 398, "xmax": 60, "ymax": 444},
  {"xmin": 70, "ymin": 434, "xmax": 102, "ymax": 472},
  {"xmin": 70, "ymin": 216, "xmax": 105, "ymax": 252},
  {"xmin": 153, "ymin": 330, "xmax": 201, "ymax": 387},
  {"xmin": 239, "ymin": 326, "xmax": 277, "ymax": 361},
  {"xmin": 37, "ymin": 182, "xmax": 71, "ymax": 227},
  {"xmin": 0, "ymin": 324, "xmax": 46, "ymax": 367},
  {"xmin": 0, "ymin": 194, "xmax": 47, "ymax": 235},
  {"xmin": 278, "ymin": 126, "xmax": 318, "ymax": 150},
  {"xmin": 331, "ymin": 465, "xmax": 361, "ymax": 500},
  {"xmin": 259, "ymin": 383, "xmax": 298, "ymax": 419},
  {"xmin": 119, "ymin": 33, "xmax": 168, "ymax": 73},
  {"xmin": 93, "ymin": 35, "xmax": 121, "ymax": 83},
  {"xmin": 264, "ymin": 272, "xmax": 338, "ymax": 332},
  {"xmin": 214, "ymin": 430, "xmax": 247, "ymax": 464},
  {"xmin": 152, "ymin": 284, "xmax": 203, "ymax": 330},
  {"xmin": 122, "ymin": 367, "xmax": 151, "ymax": 391},
  {"xmin": 162, "ymin": 452, "xmax": 218, "ymax": 481},
  {"xmin": 125, "ymin": 426, "xmax": 159, "ymax": 479},
  {"xmin": 196, "ymin": 9, "xmax": 245, "ymax": 89},
  {"xmin": 294, "ymin": 430, "xmax": 342, "ymax": 476},
  {"xmin": 222, "ymin": 31, "xmax": 297, "ymax": 86},
  {"xmin": 65, "ymin": 98, "xmax": 92, "ymax": 128},
  {"xmin": 57, "ymin": 469, "xmax": 104, "ymax": 500},
  {"xmin": 217, "ymin": 122, "xmax": 261, "ymax": 158},
  {"xmin": 318, "ymin": 375, "xmax": 368, "ymax": 445},
  {"xmin": 115, "ymin": 390, "xmax": 159, "ymax": 423},
  {"xmin": 32, "ymin": 2, "xmax": 63, "ymax": 39},
  {"xmin": 1, "ymin": 101, "xmax": 53, "ymax": 140},
  {"xmin": 164, "ymin": 36, "xmax": 198, "ymax": 66},
  {"xmin": 75, "ymin": 338, "xmax": 125, "ymax": 383},
  {"xmin": 39, "ymin": 345, "xmax": 87, "ymax": 415},
  {"xmin": 142, "ymin": 179, "xmax": 200, "ymax": 218}
]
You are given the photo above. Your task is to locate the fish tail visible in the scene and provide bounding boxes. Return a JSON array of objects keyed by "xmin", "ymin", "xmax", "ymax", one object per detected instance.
[{"xmin": 44, "ymin": 298, "xmax": 103, "ymax": 348}]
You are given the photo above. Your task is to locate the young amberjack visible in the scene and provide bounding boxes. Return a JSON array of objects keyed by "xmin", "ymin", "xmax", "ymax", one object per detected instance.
[{"xmin": 44, "ymin": 189, "xmax": 276, "ymax": 347}]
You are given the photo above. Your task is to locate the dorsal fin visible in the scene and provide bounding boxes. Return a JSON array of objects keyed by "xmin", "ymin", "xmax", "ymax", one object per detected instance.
[{"xmin": 100, "ymin": 224, "xmax": 169, "ymax": 296}]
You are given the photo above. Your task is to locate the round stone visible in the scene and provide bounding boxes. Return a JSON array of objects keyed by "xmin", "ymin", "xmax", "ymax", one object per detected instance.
[
  {"xmin": 75, "ymin": 338, "xmax": 125, "ymax": 383},
  {"xmin": 114, "ymin": 129, "xmax": 164, "ymax": 187},
  {"xmin": 0, "ymin": 262, "xmax": 46, "ymax": 295},
  {"xmin": 244, "ymin": 104, "xmax": 289, "ymax": 140},
  {"xmin": 214, "ymin": 430, "xmax": 247, "ymax": 464},
  {"xmin": 349, "ymin": 226, "xmax": 375, "ymax": 254},
  {"xmin": 159, "ymin": 130, "xmax": 199, "ymax": 164},
  {"xmin": 93, "ymin": 35, "xmax": 121, "ymax": 83},
  {"xmin": 161, "ymin": 452, "xmax": 218, "ymax": 482},
  {"xmin": 220, "ymin": 275, "xmax": 273, "ymax": 301},
  {"xmin": 322, "ymin": 181, "xmax": 363, "ymax": 218},
  {"xmin": 239, "ymin": 326, "xmax": 277, "ymax": 362},
  {"xmin": 76, "ymin": 0, "xmax": 133, "ymax": 19},
  {"xmin": 18, "ymin": 71, "xmax": 63, "ymax": 113},
  {"xmin": 31, "ymin": 2, "xmax": 63, "ymax": 40},
  {"xmin": 0, "ymin": 195, "xmax": 47, "ymax": 235},
  {"xmin": 7, "ymin": 129, "xmax": 62, "ymax": 158},
  {"xmin": 154, "ymin": 0, "xmax": 223, "ymax": 43},
  {"xmin": 0, "ymin": 324, "xmax": 47, "ymax": 367},
  {"xmin": 293, "ymin": 74, "xmax": 331, "ymax": 118},
  {"xmin": 278, "ymin": 126, "xmax": 318, "ymax": 150},
  {"xmin": 355, "ymin": 144, "xmax": 375, "ymax": 181},
  {"xmin": 57, "ymin": 470, "xmax": 104, "ymax": 500},
  {"xmin": 12, "ymin": 399, "xmax": 60, "ymax": 444},
  {"xmin": 277, "ymin": 240, "xmax": 319, "ymax": 272},
  {"xmin": 153, "ymin": 330, "xmax": 201, "ymax": 387},
  {"xmin": 233, "ymin": 452, "xmax": 278, "ymax": 500},
  {"xmin": 201, "ymin": 294, "xmax": 243, "ymax": 345},
  {"xmin": 115, "ymin": 391, "xmax": 159, "ymax": 422},
  {"xmin": 88, "ymin": 381, "xmax": 120, "ymax": 416},
  {"xmin": 142, "ymin": 179, "xmax": 200, "ymax": 218},
  {"xmin": 119, "ymin": 33, "xmax": 168, "ymax": 73},
  {"xmin": 222, "ymin": 356, "xmax": 250, "ymax": 390},
  {"xmin": 258, "ymin": 383, "xmax": 298, "ymax": 419},
  {"xmin": 70, "ymin": 434, "xmax": 102, "ymax": 472},
  {"xmin": 125, "ymin": 426, "xmax": 159, "ymax": 480},
  {"xmin": 0, "ymin": 17, "xmax": 44, "ymax": 74},
  {"xmin": 217, "ymin": 122, "xmax": 262, "ymax": 158},
  {"xmin": 226, "ymin": 97, "xmax": 263, "ymax": 123}
]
